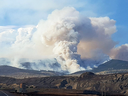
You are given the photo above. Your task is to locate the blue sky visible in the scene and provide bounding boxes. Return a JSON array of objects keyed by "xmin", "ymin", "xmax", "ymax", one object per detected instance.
[{"xmin": 0, "ymin": 0, "xmax": 127, "ymax": 46}]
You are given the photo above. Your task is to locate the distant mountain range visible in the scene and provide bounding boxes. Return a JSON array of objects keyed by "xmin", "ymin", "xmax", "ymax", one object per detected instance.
[{"xmin": 0, "ymin": 59, "xmax": 128, "ymax": 78}]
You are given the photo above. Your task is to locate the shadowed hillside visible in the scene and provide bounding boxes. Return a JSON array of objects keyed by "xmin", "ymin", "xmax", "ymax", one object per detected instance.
[
  {"xmin": 0, "ymin": 65, "xmax": 64, "ymax": 78},
  {"xmin": 92, "ymin": 59, "xmax": 128, "ymax": 72}
]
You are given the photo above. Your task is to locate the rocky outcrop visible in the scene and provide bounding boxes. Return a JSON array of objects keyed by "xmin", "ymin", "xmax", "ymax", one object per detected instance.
[
  {"xmin": 69, "ymin": 73, "xmax": 128, "ymax": 95},
  {"xmin": 79, "ymin": 72, "xmax": 95, "ymax": 78}
]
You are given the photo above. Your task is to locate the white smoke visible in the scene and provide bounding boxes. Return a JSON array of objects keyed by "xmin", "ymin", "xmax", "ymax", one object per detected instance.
[{"xmin": 0, "ymin": 7, "xmax": 121, "ymax": 73}]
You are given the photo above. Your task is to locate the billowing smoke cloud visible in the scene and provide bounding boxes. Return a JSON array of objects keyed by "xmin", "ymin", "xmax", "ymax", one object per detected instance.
[
  {"xmin": 34, "ymin": 7, "xmax": 86, "ymax": 72},
  {"xmin": 77, "ymin": 17, "xmax": 117, "ymax": 59},
  {"xmin": 110, "ymin": 44, "xmax": 128, "ymax": 61},
  {"xmin": 0, "ymin": 7, "xmax": 123, "ymax": 73}
]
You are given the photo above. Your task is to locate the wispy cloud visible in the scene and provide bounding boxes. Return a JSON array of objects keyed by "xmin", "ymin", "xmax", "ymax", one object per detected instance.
[{"xmin": 0, "ymin": 0, "xmax": 99, "ymax": 25}]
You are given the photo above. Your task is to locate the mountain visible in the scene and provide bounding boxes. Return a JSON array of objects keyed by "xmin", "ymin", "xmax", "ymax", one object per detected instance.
[
  {"xmin": 0, "ymin": 65, "xmax": 64, "ymax": 78},
  {"xmin": 71, "ymin": 59, "xmax": 128, "ymax": 76},
  {"xmin": 92, "ymin": 59, "xmax": 128, "ymax": 74}
]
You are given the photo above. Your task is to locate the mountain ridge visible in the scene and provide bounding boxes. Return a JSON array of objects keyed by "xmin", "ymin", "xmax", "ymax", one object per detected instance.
[
  {"xmin": 1, "ymin": 59, "xmax": 128, "ymax": 78},
  {"xmin": 70, "ymin": 59, "xmax": 128, "ymax": 76}
]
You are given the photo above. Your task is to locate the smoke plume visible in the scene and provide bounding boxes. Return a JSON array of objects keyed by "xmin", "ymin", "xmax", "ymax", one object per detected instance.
[
  {"xmin": 0, "ymin": 7, "xmax": 126, "ymax": 73},
  {"xmin": 110, "ymin": 44, "xmax": 128, "ymax": 61}
]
